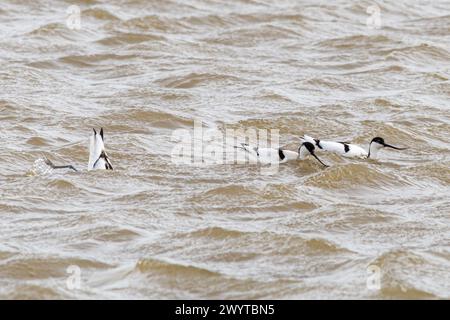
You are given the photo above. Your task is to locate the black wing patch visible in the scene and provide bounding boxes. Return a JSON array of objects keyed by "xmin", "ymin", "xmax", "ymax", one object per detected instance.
[
  {"xmin": 93, "ymin": 151, "xmax": 113, "ymax": 170},
  {"xmin": 314, "ymin": 139, "xmax": 323, "ymax": 149},
  {"xmin": 278, "ymin": 149, "xmax": 285, "ymax": 160},
  {"xmin": 105, "ymin": 160, "xmax": 113, "ymax": 170},
  {"xmin": 338, "ymin": 142, "xmax": 350, "ymax": 153},
  {"xmin": 104, "ymin": 152, "xmax": 113, "ymax": 170}
]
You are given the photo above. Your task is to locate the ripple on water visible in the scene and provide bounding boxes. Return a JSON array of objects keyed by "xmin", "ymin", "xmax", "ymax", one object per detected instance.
[
  {"xmin": 178, "ymin": 226, "xmax": 353, "ymax": 256},
  {"xmin": 46, "ymin": 179, "xmax": 79, "ymax": 190},
  {"xmin": 304, "ymin": 163, "xmax": 405, "ymax": 190},
  {"xmin": 0, "ymin": 256, "xmax": 109, "ymax": 280},
  {"xmin": 5, "ymin": 285, "xmax": 60, "ymax": 300},
  {"xmin": 370, "ymin": 250, "xmax": 450, "ymax": 299},
  {"xmin": 136, "ymin": 258, "xmax": 221, "ymax": 277},
  {"xmin": 316, "ymin": 35, "xmax": 393, "ymax": 50},
  {"xmin": 402, "ymin": 162, "xmax": 450, "ymax": 185},
  {"xmin": 91, "ymin": 226, "xmax": 141, "ymax": 242},
  {"xmin": 106, "ymin": 108, "xmax": 194, "ymax": 129},
  {"xmin": 58, "ymin": 53, "xmax": 141, "ymax": 68},
  {"xmin": 1, "ymin": 0, "xmax": 449, "ymax": 300},
  {"xmin": 384, "ymin": 44, "xmax": 450, "ymax": 64},
  {"xmin": 96, "ymin": 32, "xmax": 166, "ymax": 45},
  {"xmin": 188, "ymin": 183, "xmax": 303, "ymax": 209},
  {"xmin": 203, "ymin": 25, "xmax": 300, "ymax": 46},
  {"xmin": 27, "ymin": 23, "xmax": 68, "ymax": 37},
  {"xmin": 121, "ymin": 15, "xmax": 186, "ymax": 32},
  {"xmin": 157, "ymin": 72, "xmax": 241, "ymax": 89},
  {"xmin": 82, "ymin": 8, "xmax": 121, "ymax": 21},
  {"xmin": 26, "ymin": 137, "xmax": 50, "ymax": 146}
]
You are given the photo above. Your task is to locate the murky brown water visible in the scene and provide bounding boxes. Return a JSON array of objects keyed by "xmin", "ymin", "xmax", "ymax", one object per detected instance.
[{"xmin": 1, "ymin": 0, "xmax": 450, "ymax": 299}]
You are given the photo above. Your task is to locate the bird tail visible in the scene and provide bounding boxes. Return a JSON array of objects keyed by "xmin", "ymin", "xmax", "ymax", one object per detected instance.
[{"xmin": 234, "ymin": 143, "xmax": 251, "ymax": 152}]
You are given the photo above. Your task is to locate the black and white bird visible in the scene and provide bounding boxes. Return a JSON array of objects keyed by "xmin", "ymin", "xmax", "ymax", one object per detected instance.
[
  {"xmin": 44, "ymin": 128, "xmax": 113, "ymax": 172},
  {"xmin": 88, "ymin": 128, "xmax": 113, "ymax": 170},
  {"xmin": 301, "ymin": 134, "xmax": 406, "ymax": 159},
  {"xmin": 235, "ymin": 141, "xmax": 328, "ymax": 167}
]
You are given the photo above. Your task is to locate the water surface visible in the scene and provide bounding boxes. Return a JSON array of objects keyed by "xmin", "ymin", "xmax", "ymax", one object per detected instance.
[{"xmin": 0, "ymin": 0, "xmax": 449, "ymax": 299}]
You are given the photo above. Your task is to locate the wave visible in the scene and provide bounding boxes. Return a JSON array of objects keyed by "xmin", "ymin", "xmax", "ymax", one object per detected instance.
[
  {"xmin": 46, "ymin": 179, "xmax": 79, "ymax": 190},
  {"xmin": 0, "ymin": 256, "xmax": 109, "ymax": 280},
  {"xmin": 121, "ymin": 15, "xmax": 185, "ymax": 32},
  {"xmin": 186, "ymin": 226, "xmax": 248, "ymax": 239},
  {"xmin": 182, "ymin": 12, "xmax": 305, "ymax": 28},
  {"xmin": 27, "ymin": 23, "xmax": 67, "ymax": 37},
  {"xmin": 157, "ymin": 72, "xmax": 241, "ymax": 89},
  {"xmin": 203, "ymin": 24, "xmax": 300, "ymax": 46},
  {"xmin": 304, "ymin": 163, "xmax": 406, "ymax": 189},
  {"xmin": 25, "ymin": 137, "xmax": 50, "ymax": 147},
  {"xmin": 59, "ymin": 53, "xmax": 139, "ymax": 67},
  {"xmin": 317, "ymin": 35, "xmax": 392, "ymax": 49},
  {"xmin": 82, "ymin": 8, "xmax": 120, "ymax": 21},
  {"xmin": 136, "ymin": 258, "xmax": 222, "ymax": 277},
  {"xmin": 97, "ymin": 32, "xmax": 165, "ymax": 45},
  {"xmin": 3, "ymin": 284, "xmax": 60, "ymax": 300},
  {"xmin": 369, "ymin": 249, "xmax": 449, "ymax": 299},
  {"xmin": 106, "ymin": 108, "xmax": 194, "ymax": 129},
  {"xmin": 177, "ymin": 226, "xmax": 352, "ymax": 255},
  {"xmin": 384, "ymin": 43, "xmax": 450, "ymax": 62}
]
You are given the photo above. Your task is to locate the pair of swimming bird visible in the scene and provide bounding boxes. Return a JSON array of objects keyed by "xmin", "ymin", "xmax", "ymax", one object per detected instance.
[
  {"xmin": 237, "ymin": 135, "xmax": 406, "ymax": 167},
  {"xmin": 45, "ymin": 129, "xmax": 406, "ymax": 172}
]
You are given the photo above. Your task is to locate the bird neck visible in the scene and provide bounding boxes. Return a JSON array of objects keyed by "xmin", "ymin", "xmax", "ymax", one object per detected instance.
[
  {"xmin": 368, "ymin": 142, "xmax": 381, "ymax": 159},
  {"xmin": 298, "ymin": 147, "xmax": 309, "ymax": 159}
]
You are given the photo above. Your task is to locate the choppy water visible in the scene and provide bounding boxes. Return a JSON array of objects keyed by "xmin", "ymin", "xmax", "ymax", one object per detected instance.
[{"xmin": 1, "ymin": 0, "xmax": 450, "ymax": 299}]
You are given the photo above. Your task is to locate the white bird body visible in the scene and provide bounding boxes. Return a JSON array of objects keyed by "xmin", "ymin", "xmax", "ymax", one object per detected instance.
[
  {"xmin": 302, "ymin": 135, "xmax": 368, "ymax": 158},
  {"xmin": 88, "ymin": 128, "xmax": 113, "ymax": 170},
  {"xmin": 42, "ymin": 128, "xmax": 113, "ymax": 172},
  {"xmin": 301, "ymin": 134, "xmax": 405, "ymax": 159},
  {"xmin": 238, "ymin": 144, "xmax": 298, "ymax": 164},
  {"xmin": 92, "ymin": 157, "xmax": 109, "ymax": 170},
  {"xmin": 236, "ymin": 142, "xmax": 328, "ymax": 166}
]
